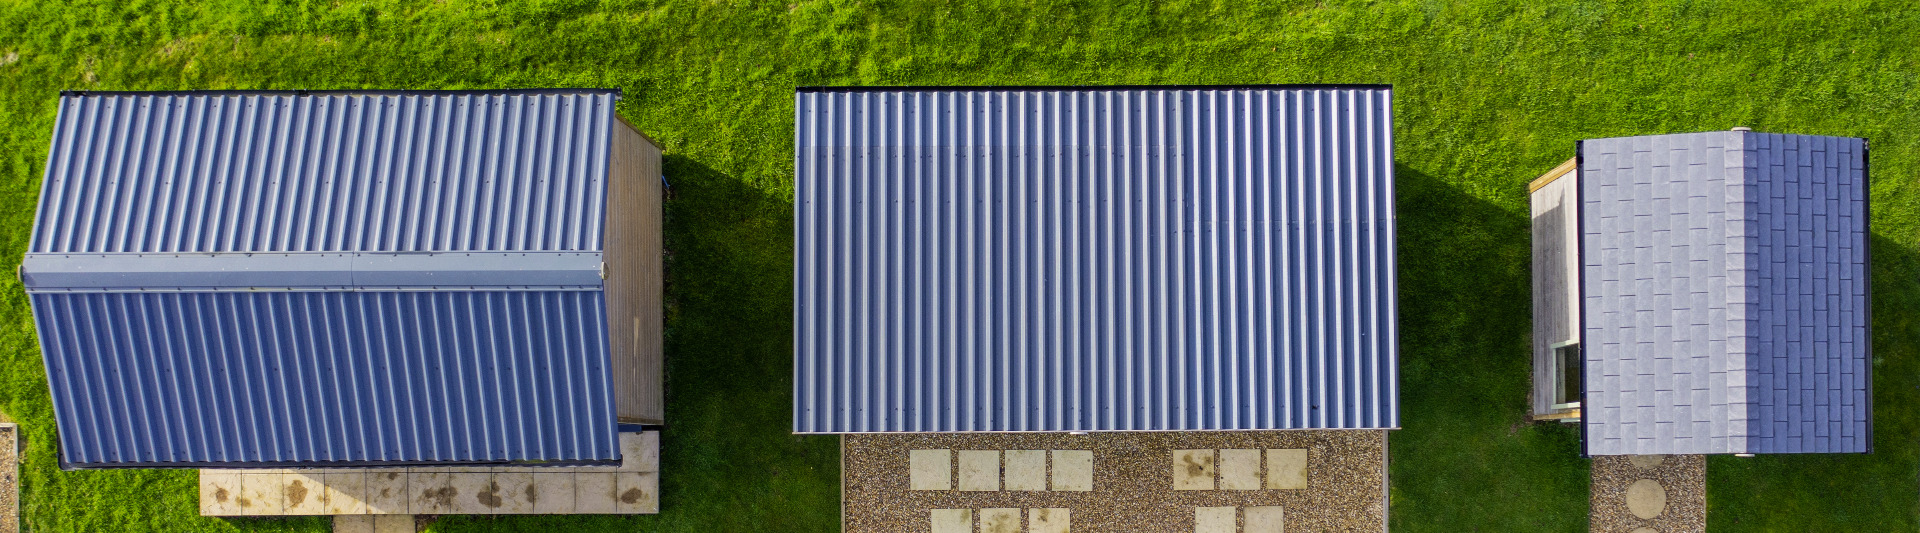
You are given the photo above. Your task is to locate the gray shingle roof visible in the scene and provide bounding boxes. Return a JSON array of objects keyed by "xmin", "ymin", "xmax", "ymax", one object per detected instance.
[{"xmin": 1580, "ymin": 130, "xmax": 1869, "ymax": 455}]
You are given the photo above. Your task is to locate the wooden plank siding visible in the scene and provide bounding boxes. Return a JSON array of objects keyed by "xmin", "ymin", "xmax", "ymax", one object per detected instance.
[
  {"xmin": 607, "ymin": 119, "xmax": 666, "ymax": 424},
  {"xmin": 1530, "ymin": 163, "xmax": 1581, "ymax": 418}
]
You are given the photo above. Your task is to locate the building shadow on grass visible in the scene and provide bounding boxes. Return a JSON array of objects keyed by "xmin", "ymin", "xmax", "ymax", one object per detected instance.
[{"xmin": 1389, "ymin": 164, "xmax": 1589, "ymax": 531}]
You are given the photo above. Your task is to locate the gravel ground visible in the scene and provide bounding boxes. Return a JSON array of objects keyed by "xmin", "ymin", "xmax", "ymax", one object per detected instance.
[
  {"xmin": 1, "ymin": 424, "xmax": 16, "ymax": 533},
  {"xmin": 1590, "ymin": 454, "xmax": 1704, "ymax": 533},
  {"xmin": 844, "ymin": 430, "xmax": 1387, "ymax": 532}
]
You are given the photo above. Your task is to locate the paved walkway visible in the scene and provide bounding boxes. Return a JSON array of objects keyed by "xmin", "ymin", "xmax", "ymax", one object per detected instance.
[
  {"xmin": 1, "ymin": 423, "xmax": 16, "ymax": 533},
  {"xmin": 1590, "ymin": 454, "xmax": 1704, "ymax": 532}
]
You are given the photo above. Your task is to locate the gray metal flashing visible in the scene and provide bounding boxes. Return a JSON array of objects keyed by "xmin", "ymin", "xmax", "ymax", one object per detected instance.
[
  {"xmin": 21, "ymin": 252, "xmax": 603, "ymax": 292},
  {"xmin": 793, "ymin": 87, "xmax": 1398, "ymax": 433},
  {"xmin": 1578, "ymin": 130, "xmax": 1869, "ymax": 455}
]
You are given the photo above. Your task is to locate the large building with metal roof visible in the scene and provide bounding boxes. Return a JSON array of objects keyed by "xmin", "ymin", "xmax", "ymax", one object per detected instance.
[
  {"xmin": 24, "ymin": 89, "xmax": 665, "ymax": 468},
  {"xmin": 1529, "ymin": 129, "xmax": 1871, "ymax": 455},
  {"xmin": 791, "ymin": 85, "xmax": 1399, "ymax": 433}
]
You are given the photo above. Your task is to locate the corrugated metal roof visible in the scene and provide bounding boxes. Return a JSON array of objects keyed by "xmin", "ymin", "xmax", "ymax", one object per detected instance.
[
  {"xmin": 792, "ymin": 86, "xmax": 1399, "ymax": 433},
  {"xmin": 1579, "ymin": 130, "xmax": 1869, "ymax": 455},
  {"xmin": 27, "ymin": 90, "xmax": 625, "ymax": 468},
  {"xmin": 31, "ymin": 91, "xmax": 612, "ymax": 253},
  {"xmin": 34, "ymin": 291, "xmax": 617, "ymax": 467}
]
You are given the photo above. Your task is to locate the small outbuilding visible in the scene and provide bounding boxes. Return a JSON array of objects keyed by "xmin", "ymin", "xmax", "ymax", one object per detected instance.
[
  {"xmin": 1530, "ymin": 128, "xmax": 1870, "ymax": 456},
  {"xmin": 23, "ymin": 89, "xmax": 666, "ymax": 470}
]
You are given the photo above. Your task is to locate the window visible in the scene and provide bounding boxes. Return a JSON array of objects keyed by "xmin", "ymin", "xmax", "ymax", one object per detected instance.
[{"xmin": 1551, "ymin": 341, "xmax": 1582, "ymax": 409}]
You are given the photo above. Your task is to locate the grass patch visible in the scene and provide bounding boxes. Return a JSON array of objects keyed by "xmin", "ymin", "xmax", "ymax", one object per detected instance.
[{"xmin": 0, "ymin": 0, "xmax": 1913, "ymax": 531}]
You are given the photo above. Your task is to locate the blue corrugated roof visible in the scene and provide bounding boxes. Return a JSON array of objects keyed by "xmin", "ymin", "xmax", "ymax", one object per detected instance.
[
  {"xmin": 1578, "ymin": 130, "xmax": 1870, "ymax": 455},
  {"xmin": 791, "ymin": 86, "xmax": 1399, "ymax": 433},
  {"xmin": 26, "ymin": 90, "xmax": 625, "ymax": 468}
]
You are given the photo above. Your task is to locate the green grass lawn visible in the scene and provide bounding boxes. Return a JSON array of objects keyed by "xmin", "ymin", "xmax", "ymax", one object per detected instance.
[{"xmin": 0, "ymin": 0, "xmax": 1914, "ymax": 531}]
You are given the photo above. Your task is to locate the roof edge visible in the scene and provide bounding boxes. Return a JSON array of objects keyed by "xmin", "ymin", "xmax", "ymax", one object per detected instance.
[
  {"xmin": 797, "ymin": 83, "xmax": 1391, "ymax": 93},
  {"xmin": 60, "ymin": 87, "xmax": 623, "ymax": 98}
]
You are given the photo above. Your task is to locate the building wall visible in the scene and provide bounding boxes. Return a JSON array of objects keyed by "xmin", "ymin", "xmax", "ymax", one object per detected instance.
[
  {"xmin": 1528, "ymin": 161, "xmax": 1580, "ymax": 417},
  {"xmin": 606, "ymin": 119, "xmax": 666, "ymax": 424}
]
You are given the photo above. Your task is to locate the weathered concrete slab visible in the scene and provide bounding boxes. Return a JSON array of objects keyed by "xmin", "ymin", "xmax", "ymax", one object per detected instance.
[
  {"xmin": 978, "ymin": 508, "xmax": 1020, "ymax": 533},
  {"xmin": 909, "ymin": 449, "xmax": 951, "ymax": 491},
  {"xmin": 1266, "ymin": 449, "xmax": 1308, "ymax": 490},
  {"xmin": 1173, "ymin": 450, "xmax": 1215, "ymax": 490},
  {"xmin": 365, "ymin": 471, "xmax": 410, "ymax": 514},
  {"xmin": 238, "ymin": 472, "xmax": 285, "ymax": 516},
  {"xmin": 957, "ymin": 450, "xmax": 1000, "ymax": 491},
  {"xmin": 930, "ymin": 508, "xmax": 971, "ymax": 533},
  {"xmin": 1194, "ymin": 506, "xmax": 1236, "ymax": 533},
  {"xmin": 530, "ymin": 472, "xmax": 575, "ymax": 514},
  {"xmin": 283, "ymin": 471, "xmax": 328, "ymax": 515},
  {"xmin": 1245, "ymin": 506, "xmax": 1285, "ymax": 533},
  {"xmin": 575, "ymin": 472, "xmax": 617, "ymax": 514},
  {"xmin": 1029, "ymin": 507, "xmax": 1070, "ymax": 533},
  {"xmin": 614, "ymin": 472, "xmax": 659, "ymax": 514},
  {"xmin": 1050, "ymin": 450, "xmax": 1092, "ymax": 492},
  {"xmin": 1003, "ymin": 450, "xmax": 1047, "ymax": 491},
  {"xmin": 199, "ymin": 470, "xmax": 242, "ymax": 516},
  {"xmin": 1218, "ymin": 449, "xmax": 1262, "ymax": 490},
  {"xmin": 322, "ymin": 472, "xmax": 368, "ymax": 515}
]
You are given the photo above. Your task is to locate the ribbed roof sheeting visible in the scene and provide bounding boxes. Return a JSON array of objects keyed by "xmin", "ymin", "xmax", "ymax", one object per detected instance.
[
  {"xmin": 34, "ymin": 290, "xmax": 618, "ymax": 467},
  {"xmin": 793, "ymin": 87, "xmax": 1398, "ymax": 433},
  {"xmin": 31, "ymin": 91, "xmax": 612, "ymax": 253}
]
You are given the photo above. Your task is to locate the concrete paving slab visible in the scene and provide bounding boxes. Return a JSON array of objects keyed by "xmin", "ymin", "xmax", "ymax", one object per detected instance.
[
  {"xmin": 530, "ymin": 472, "xmax": 576, "ymax": 514},
  {"xmin": 282, "ymin": 471, "xmax": 327, "ymax": 515},
  {"xmin": 575, "ymin": 472, "xmax": 617, "ymax": 514},
  {"xmin": 1029, "ymin": 507, "xmax": 1070, "ymax": 533},
  {"xmin": 1172, "ymin": 449, "xmax": 1215, "ymax": 490},
  {"xmin": 958, "ymin": 450, "xmax": 1000, "ymax": 491},
  {"xmin": 614, "ymin": 472, "xmax": 659, "ymax": 514},
  {"xmin": 930, "ymin": 508, "xmax": 971, "ymax": 533},
  {"xmin": 199, "ymin": 471, "xmax": 242, "ymax": 516},
  {"xmin": 238, "ymin": 472, "xmax": 285, "ymax": 516},
  {"xmin": 333, "ymin": 515, "xmax": 376, "ymax": 533},
  {"xmin": 910, "ymin": 449, "xmax": 952, "ymax": 491},
  {"xmin": 321, "ymin": 472, "xmax": 368, "ymax": 515},
  {"xmin": 979, "ymin": 508, "xmax": 1021, "ymax": 533},
  {"xmin": 1628, "ymin": 454, "xmax": 1666, "ymax": 470},
  {"xmin": 621, "ymin": 432, "xmax": 660, "ymax": 473},
  {"xmin": 492, "ymin": 472, "xmax": 536, "ymax": 514},
  {"xmin": 1219, "ymin": 449, "xmax": 1262, "ymax": 490},
  {"xmin": 407, "ymin": 472, "xmax": 455, "ymax": 515},
  {"xmin": 449, "ymin": 473, "xmax": 496, "ymax": 515},
  {"xmin": 1245, "ymin": 506, "xmax": 1285, "ymax": 533},
  {"xmin": 1266, "ymin": 449, "xmax": 1307, "ymax": 490},
  {"xmin": 1004, "ymin": 450, "xmax": 1047, "ymax": 491},
  {"xmin": 1194, "ymin": 506, "xmax": 1236, "ymax": 533},
  {"xmin": 365, "ymin": 471, "xmax": 410, "ymax": 514},
  {"xmin": 372, "ymin": 514, "xmax": 414, "ymax": 533},
  {"xmin": 1051, "ymin": 450, "xmax": 1092, "ymax": 491}
]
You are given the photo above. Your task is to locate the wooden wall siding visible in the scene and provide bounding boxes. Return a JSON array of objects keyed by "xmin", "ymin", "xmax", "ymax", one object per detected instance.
[
  {"xmin": 1529, "ymin": 167, "xmax": 1580, "ymax": 417},
  {"xmin": 607, "ymin": 120, "xmax": 666, "ymax": 424}
]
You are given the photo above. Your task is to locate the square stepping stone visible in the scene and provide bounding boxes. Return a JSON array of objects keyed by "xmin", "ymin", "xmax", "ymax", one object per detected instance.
[
  {"xmin": 958, "ymin": 450, "xmax": 1000, "ymax": 491},
  {"xmin": 1173, "ymin": 449, "xmax": 1216, "ymax": 490},
  {"xmin": 1051, "ymin": 450, "xmax": 1093, "ymax": 491},
  {"xmin": 979, "ymin": 508, "xmax": 1021, "ymax": 533},
  {"xmin": 1004, "ymin": 450, "xmax": 1047, "ymax": 491},
  {"xmin": 321, "ymin": 472, "xmax": 368, "ymax": 515},
  {"xmin": 1029, "ymin": 507, "xmax": 1070, "ymax": 533},
  {"xmin": 334, "ymin": 515, "xmax": 375, "ymax": 533},
  {"xmin": 910, "ymin": 449, "xmax": 952, "ymax": 490},
  {"xmin": 371, "ymin": 515, "xmax": 415, "ymax": 533},
  {"xmin": 282, "ymin": 471, "xmax": 327, "ymax": 515},
  {"xmin": 1219, "ymin": 449, "xmax": 1262, "ymax": 490},
  {"xmin": 238, "ymin": 472, "xmax": 284, "ymax": 516},
  {"xmin": 930, "ymin": 508, "xmax": 971, "ymax": 533},
  {"xmin": 1245, "ymin": 506, "xmax": 1285, "ymax": 533},
  {"xmin": 1194, "ymin": 506, "xmax": 1236, "ymax": 533},
  {"xmin": 1266, "ymin": 449, "xmax": 1308, "ymax": 490},
  {"xmin": 365, "ymin": 471, "xmax": 410, "ymax": 514},
  {"xmin": 199, "ymin": 471, "xmax": 242, "ymax": 516}
]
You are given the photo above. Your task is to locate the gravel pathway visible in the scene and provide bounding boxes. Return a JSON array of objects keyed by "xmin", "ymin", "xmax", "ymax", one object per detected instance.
[
  {"xmin": 1, "ymin": 424, "xmax": 16, "ymax": 533},
  {"xmin": 1590, "ymin": 454, "xmax": 1704, "ymax": 533},
  {"xmin": 844, "ymin": 430, "xmax": 1387, "ymax": 532}
]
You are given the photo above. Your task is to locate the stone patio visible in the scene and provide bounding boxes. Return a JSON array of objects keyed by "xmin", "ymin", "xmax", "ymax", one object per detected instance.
[
  {"xmin": 844, "ymin": 431, "xmax": 1387, "ymax": 532},
  {"xmin": 1591, "ymin": 454, "xmax": 1705, "ymax": 532}
]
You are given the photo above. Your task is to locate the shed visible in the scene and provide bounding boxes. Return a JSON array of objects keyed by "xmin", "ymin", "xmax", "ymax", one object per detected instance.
[
  {"xmin": 1529, "ymin": 129, "xmax": 1870, "ymax": 455},
  {"xmin": 791, "ymin": 85, "xmax": 1399, "ymax": 433},
  {"xmin": 23, "ymin": 89, "xmax": 665, "ymax": 468}
]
